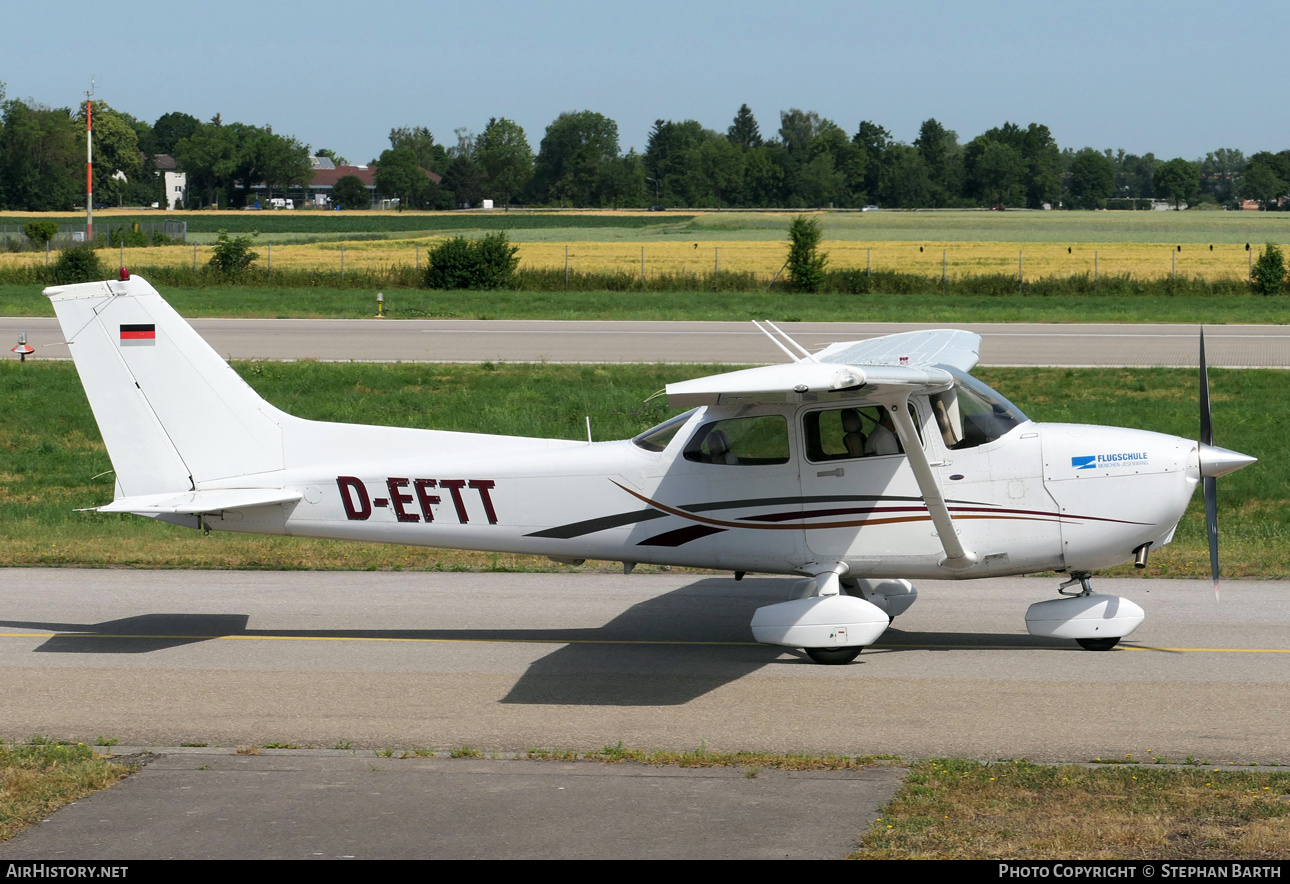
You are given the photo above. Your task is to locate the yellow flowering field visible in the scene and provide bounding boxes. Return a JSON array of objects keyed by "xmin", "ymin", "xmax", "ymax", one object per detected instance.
[{"xmin": 4, "ymin": 236, "xmax": 1278, "ymax": 281}]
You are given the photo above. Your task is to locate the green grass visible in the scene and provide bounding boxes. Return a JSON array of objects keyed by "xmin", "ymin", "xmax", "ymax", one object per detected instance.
[
  {"xmin": 3, "ymin": 282, "xmax": 1287, "ymax": 324},
  {"xmin": 0, "ymin": 361, "xmax": 1279, "ymax": 575},
  {"xmin": 855, "ymin": 759, "xmax": 1290, "ymax": 859},
  {"xmin": 0, "ymin": 738, "xmax": 133, "ymax": 844}
]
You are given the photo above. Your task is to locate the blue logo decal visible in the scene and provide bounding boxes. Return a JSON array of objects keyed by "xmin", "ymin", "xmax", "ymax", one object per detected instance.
[{"xmin": 1071, "ymin": 455, "xmax": 1096, "ymax": 470}]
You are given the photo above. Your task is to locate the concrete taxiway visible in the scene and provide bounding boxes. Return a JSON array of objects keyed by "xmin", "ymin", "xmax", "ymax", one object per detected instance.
[
  {"xmin": 2, "ymin": 569, "xmax": 1287, "ymax": 763},
  {"xmin": 4, "ymin": 316, "xmax": 1287, "ymax": 367}
]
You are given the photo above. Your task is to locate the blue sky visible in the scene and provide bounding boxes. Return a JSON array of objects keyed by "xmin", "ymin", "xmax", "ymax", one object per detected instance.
[{"xmin": 3, "ymin": 0, "xmax": 1284, "ymax": 163}]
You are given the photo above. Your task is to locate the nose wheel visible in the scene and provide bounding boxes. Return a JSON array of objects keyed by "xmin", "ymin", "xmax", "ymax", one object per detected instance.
[
  {"xmin": 1075, "ymin": 637, "xmax": 1120, "ymax": 651},
  {"xmin": 804, "ymin": 646, "xmax": 863, "ymax": 665}
]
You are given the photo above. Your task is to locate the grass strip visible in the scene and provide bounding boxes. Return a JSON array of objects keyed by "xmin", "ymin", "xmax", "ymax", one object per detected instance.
[
  {"xmin": 854, "ymin": 758, "xmax": 1290, "ymax": 860},
  {"xmin": 0, "ymin": 738, "xmax": 134, "ymax": 844},
  {"xmin": 2, "ymin": 282, "xmax": 1287, "ymax": 325}
]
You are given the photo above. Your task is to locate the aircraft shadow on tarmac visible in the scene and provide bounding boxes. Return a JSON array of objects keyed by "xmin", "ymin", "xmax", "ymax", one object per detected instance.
[{"xmin": 0, "ymin": 576, "xmax": 1077, "ymax": 706}]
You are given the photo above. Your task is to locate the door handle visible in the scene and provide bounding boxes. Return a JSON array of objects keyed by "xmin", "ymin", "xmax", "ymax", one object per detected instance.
[{"xmin": 816, "ymin": 467, "xmax": 844, "ymax": 478}]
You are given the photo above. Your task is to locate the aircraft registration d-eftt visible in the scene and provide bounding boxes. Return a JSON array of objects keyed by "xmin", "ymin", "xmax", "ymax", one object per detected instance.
[{"xmin": 46, "ymin": 274, "xmax": 1256, "ymax": 663}]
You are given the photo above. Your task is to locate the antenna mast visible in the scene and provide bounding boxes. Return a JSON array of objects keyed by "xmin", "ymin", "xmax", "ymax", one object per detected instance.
[{"xmin": 85, "ymin": 80, "xmax": 95, "ymax": 243}]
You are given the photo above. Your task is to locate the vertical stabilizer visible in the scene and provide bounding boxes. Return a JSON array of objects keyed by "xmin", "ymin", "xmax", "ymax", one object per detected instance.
[{"xmin": 46, "ymin": 276, "xmax": 286, "ymax": 498}]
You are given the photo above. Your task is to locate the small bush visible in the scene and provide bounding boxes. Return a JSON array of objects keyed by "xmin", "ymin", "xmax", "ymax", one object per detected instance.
[
  {"xmin": 208, "ymin": 229, "xmax": 259, "ymax": 276},
  {"xmin": 108, "ymin": 224, "xmax": 150, "ymax": 248},
  {"xmin": 423, "ymin": 232, "xmax": 519, "ymax": 290},
  {"xmin": 1251, "ymin": 242, "xmax": 1286, "ymax": 296},
  {"xmin": 24, "ymin": 221, "xmax": 59, "ymax": 246},
  {"xmin": 49, "ymin": 244, "xmax": 105, "ymax": 285},
  {"xmin": 786, "ymin": 216, "xmax": 827, "ymax": 293}
]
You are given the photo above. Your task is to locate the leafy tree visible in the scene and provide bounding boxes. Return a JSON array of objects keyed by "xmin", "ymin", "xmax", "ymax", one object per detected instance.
[
  {"xmin": 151, "ymin": 111, "xmax": 199, "ymax": 156},
  {"xmin": 374, "ymin": 147, "xmax": 430, "ymax": 209},
  {"xmin": 331, "ymin": 174, "xmax": 369, "ymax": 210},
  {"xmin": 1251, "ymin": 243, "xmax": 1286, "ymax": 295},
  {"xmin": 208, "ymin": 229, "xmax": 258, "ymax": 276},
  {"xmin": 423, "ymin": 232, "xmax": 519, "ymax": 290},
  {"xmin": 389, "ymin": 126, "xmax": 448, "ymax": 174},
  {"xmin": 253, "ymin": 129, "xmax": 313, "ymax": 201},
  {"xmin": 598, "ymin": 149, "xmax": 648, "ymax": 209},
  {"xmin": 0, "ymin": 98, "xmax": 80, "ymax": 210},
  {"xmin": 531, "ymin": 110, "xmax": 620, "ymax": 206},
  {"xmin": 476, "ymin": 117, "xmax": 533, "ymax": 209},
  {"xmin": 786, "ymin": 215, "xmax": 827, "ymax": 293},
  {"xmin": 810, "ymin": 121, "xmax": 865, "ymax": 206},
  {"xmin": 644, "ymin": 119, "xmax": 708, "ymax": 204},
  {"xmin": 173, "ymin": 120, "xmax": 239, "ymax": 208},
  {"xmin": 441, "ymin": 155, "xmax": 484, "ymax": 208},
  {"xmin": 1240, "ymin": 157, "xmax": 1287, "ymax": 206},
  {"xmin": 852, "ymin": 120, "xmax": 892, "ymax": 202},
  {"xmin": 1200, "ymin": 149, "xmax": 1245, "ymax": 205},
  {"xmin": 878, "ymin": 145, "xmax": 934, "ymax": 208},
  {"xmin": 24, "ymin": 220, "xmax": 58, "ymax": 245},
  {"xmin": 778, "ymin": 108, "xmax": 823, "ymax": 156},
  {"xmin": 1153, "ymin": 157, "xmax": 1199, "ymax": 209},
  {"xmin": 693, "ymin": 137, "xmax": 744, "ymax": 209},
  {"xmin": 78, "ymin": 103, "xmax": 143, "ymax": 207},
  {"xmin": 914, "ymin": 118, "xmax": 962, "ymax": 207},
  {"xmin": 1068, "ymin": 148, "xmax": 1116, "ymax": 209},
  {"xmin": 727, "ymin": 104, "xmax": 763, "ymax": 151},
  {"xmin": 965, "ymin": 137, "xmax": 1025, "ymax": 206},
  {"xmin": 740, "ymin": 145, "xmax": 785, "ymax": 207}
]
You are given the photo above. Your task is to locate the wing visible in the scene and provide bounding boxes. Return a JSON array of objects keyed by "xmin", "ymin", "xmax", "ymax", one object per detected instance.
[{"xmin": 664, "ymin": 329, "xmax": 977, "ymax": 408}]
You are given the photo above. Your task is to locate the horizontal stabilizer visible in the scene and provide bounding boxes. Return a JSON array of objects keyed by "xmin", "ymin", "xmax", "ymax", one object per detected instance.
[{"xmin": 94, "ymin": 488, "xmax": 302, "ymax": 514}]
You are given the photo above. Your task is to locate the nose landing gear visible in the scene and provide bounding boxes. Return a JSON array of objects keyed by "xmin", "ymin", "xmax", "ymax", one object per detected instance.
[{"xmin": 1025, "ymin": 571, "xmax": 1144, "ymax": 651}]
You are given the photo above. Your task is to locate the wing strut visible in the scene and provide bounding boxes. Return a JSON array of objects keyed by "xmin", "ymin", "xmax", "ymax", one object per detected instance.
[
  {"xmin": 752, "ymin": 320, "xmax": 818, "ymax": 363},
  {"xmin": 885, "ymin": 394, "xmax": 978, "ymax": 571}
]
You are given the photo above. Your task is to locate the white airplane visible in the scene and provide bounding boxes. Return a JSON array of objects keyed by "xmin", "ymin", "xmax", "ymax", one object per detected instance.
[{"xmin": 44, "ymin": 274, "xmax": 1256, "ymax": 663}]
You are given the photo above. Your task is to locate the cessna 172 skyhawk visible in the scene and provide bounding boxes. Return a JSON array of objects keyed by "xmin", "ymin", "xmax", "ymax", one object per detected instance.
[{"xmin": 45, "ymin": 274, "xmax": 1256, "ymax": 663}]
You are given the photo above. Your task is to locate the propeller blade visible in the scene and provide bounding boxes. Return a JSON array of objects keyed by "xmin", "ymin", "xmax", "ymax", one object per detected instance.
[
  {"xmin": 1199, "ymin": 328, "xmax": 1218, "ymax": 601},
  {"xmin": 1199, "ymin": 327, "xmax": 1212, "ymax": 448},
  {"xmin": 1205, "ymin": 474, "xmax": 1219, "ymax": 601}
]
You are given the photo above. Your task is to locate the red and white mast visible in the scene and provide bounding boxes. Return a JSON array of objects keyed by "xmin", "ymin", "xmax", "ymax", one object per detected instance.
[{"xmin": 85, "ymin": 86, "xmax": 93, "ymax": 242}]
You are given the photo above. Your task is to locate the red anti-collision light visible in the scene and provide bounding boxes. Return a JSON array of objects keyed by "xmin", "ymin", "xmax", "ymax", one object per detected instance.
[{"xmin": 119, "ymin": 267, "xmax": 130, "ymax": 280}]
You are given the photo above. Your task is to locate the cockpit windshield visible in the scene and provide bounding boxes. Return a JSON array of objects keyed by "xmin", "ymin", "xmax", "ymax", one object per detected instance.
[
  {"xmin": 927, "ymin": 369, "xmax": 1028, "ymax": 450},
  {"xmin": 631, "ymin": 409, "xmax": 698, "ymax": 452}
]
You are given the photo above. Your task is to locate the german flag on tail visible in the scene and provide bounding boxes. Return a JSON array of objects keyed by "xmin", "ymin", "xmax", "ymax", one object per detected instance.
[{"xmin": 119, "ymin": 323, "xmax": 156, "ymax": 346}]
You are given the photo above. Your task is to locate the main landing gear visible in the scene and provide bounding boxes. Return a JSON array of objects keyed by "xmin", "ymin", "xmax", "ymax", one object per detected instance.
[{"xmin": 1024, "ymin": 571, "xmax": 1145, "ymax": 651}]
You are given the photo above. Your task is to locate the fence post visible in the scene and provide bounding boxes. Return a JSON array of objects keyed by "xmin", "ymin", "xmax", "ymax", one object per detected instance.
[
  {"xmin": 341, "ymin": 243, "xmax": 345, "ymax": 280},
  {"xmin": 1249, "ymin": 248, "xmax": 1253, "ymax": 282},
  {"xmin": 714, "ymin": 247, "xmax": 719, "ymax": 289},
  {"xmin": 867, "ymin": 248, "xmax": 871, "ymax": 277},
  {"xmin": 941, "ymin": 249, "xmax": 947, "ymax": 291},
  {"xmin": 641, "ymin": 246, "xmax": 645, "ymax": 287},
  {"xmin": 1018, "ymin": 250, "xmax": 1023, "ymax": 293},
  {"xmin": 564, "ymin": 245, "xmax": 569, "ymax": 291},
  {"xmin": 416, "ymin": 244, "xmax": 420, "ymax": 272},
  {"xmin": 193, "ymin": 244, "xmax": 197, "ymax": 272},
  {"xmin": 267, "ymin": 243, "xmax": 271, "ymax": 277},
  {"xmin": 1094, "ymin": 250, "xmax": 1098, "ymax": 286},
  {"xmin": 1172, "ymin": 248, "xmax": 1176, "ymax": 280}
]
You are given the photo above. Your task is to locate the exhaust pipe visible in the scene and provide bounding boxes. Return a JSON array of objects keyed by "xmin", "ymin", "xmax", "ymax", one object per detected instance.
[{"xmin": 1133, "ymin": 543, "xmax": 1150, "ymax": 570}]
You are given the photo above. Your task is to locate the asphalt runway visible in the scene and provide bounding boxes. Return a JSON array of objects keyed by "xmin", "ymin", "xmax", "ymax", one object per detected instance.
[
  {"xmin": 3, "ymin": 569, "xmax": 1288, "ymax": 763},
  {"xmin": 4, "ymin": 316, "xmax": 1288, "ymax": 366}
]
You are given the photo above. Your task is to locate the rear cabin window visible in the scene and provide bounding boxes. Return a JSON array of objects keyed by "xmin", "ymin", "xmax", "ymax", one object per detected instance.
[
  {"xmin": 683, "ymin": 415, "xmax": 790, "ymax": 466},
  {"xmin": 802, "ymin": 404, "xmax": 921, "ymax": 462}
]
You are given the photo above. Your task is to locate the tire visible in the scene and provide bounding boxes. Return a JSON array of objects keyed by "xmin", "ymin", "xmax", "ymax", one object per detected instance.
[
  {"xmin": 1076, "ymin": 637, "xmax": 1120, "ymax": 651},
  {"xmin": 804, "ymin": 646, "xmax": 862, "ymax": 665}
]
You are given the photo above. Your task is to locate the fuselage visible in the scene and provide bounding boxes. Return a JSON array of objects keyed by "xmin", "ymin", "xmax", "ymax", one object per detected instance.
[{"xmin": 195, "ymin": 389, "xmax": 1202, "ymax": 581}]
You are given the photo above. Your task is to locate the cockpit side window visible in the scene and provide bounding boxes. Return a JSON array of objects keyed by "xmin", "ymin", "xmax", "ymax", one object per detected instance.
[
  {"xmin": 803, "ymin": 404, "xmax": 921, "ymax": 462},
  {"xmin": 683, "ymin": 415, "xmax": 790, "ymax": 465},
  {"xmin": 929, "ymin": 370, "xmax": 1028, "ymax": 450}
]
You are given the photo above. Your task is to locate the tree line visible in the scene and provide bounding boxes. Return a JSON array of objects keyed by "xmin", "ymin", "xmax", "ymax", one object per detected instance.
[{"xmin": 2, "ymin": 81, "xmax": 1288, "ymax": 212}]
